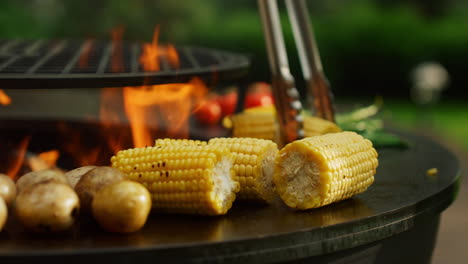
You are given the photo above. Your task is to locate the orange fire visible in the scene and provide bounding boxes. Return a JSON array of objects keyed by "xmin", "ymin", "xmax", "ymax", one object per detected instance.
[
  {"xmin": 122, "ymin": 26, "xmax": 206, "ymax": 147},
  {"xmin": 0, "ymin": 89, "xmax": 11, "ymax": 106},
  {"xmin": 123, "ymin": 77, "xmax": 208, "ymax": 147},
  {"xmin": 6, "ymin": 137, "xmax": 30, "ymax": 179},
  {"xmin": 28, "ymin": 150, "xmax": 60, "ymax": 172},
  {"xmin": 139, "ymin": 25, "xmax": 180, "ymax": 71},
  {"xmin": 78, "ymin": 39, "xmax": 94, "ymax": 69},
  {"xmin": 110, "ymin": 26, "xmax": 125, "ymax": 72},
  {"xmin": 3, "ymin": 25, "xmax": 210, "ymax": 175}
]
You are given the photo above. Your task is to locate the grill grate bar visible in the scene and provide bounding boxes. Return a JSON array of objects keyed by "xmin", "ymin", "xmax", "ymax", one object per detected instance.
[
  {"xmin": 97, "ymin": 43, "xmax": 112, "ymax": 74},
  {"xmin": 158, "ymin": 54, "xmax": 170, "ymax": 71},
  {"xmin": 0, "ymin": 39, "xmax": 249, "ymax": 88},
  {"xmin": 26, "ymin": 40, "xmax": 67, "ymax": 74},
  {"xmin": 62, "ymin": 40, "xmax": 93, "ymax": 74},
  {"xmin": 0, "ymin": 39, "xmax": 20, "ymax": 54},
  {"xmin": 24, "ymin": 40, "xmax": 45, "ymax": 56},
  {"xmin": 130, "ymin": 43, "xmax": 139, "ymax": 73},
  {"xmin": 211, "ymin": 51, "xmax": 224, "ymax": 64},
  {"xmin": 182, "ymin": 47, "xmax": 200, "ymax": 69},
  {"xmin": 0, "ymin": 56, "xmax": 19, "ymax": 71}
]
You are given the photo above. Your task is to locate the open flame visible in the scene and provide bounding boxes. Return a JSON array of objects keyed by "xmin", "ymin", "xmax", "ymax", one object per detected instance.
[
  {"xmin": 123, "ymin": 77, "xmax": 208, "ymax": 147},
  {"xmin": 28, "ymin": 150, "xmax": 60, "ymax": 172},
  {"xmin": 0, "ymin": 89, "xmax": 12, "ymax": 106},
  {"xmin": 120, "ymin": 25, "xmax": 207, "ymax": 148},
  {"xmin": 5, "ymin": 137, "xmax": 30, "ymax": 179},
  {"xmin": 2, "ymin": 25, "xmax": 210, "ymax": 178},
  {"xmin": 139, "ymin": 25, "xmax": 180, "ymax": 71},
  {"xmin": 59, "ymin": 25, "xmax": 208, "ymax": 166}
]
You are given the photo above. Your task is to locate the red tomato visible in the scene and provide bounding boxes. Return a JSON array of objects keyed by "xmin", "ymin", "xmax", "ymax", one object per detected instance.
[
  {"xmin": 244, "ymin": 92, "xmax": 274, "ymax": 108},
  {"xmin": 249, "ymin": 82, "xmax": 271, "ymax": 94},
  {"xmin": 217, "ymin": 92, "xmax": 238, "ymax": 116},
  {"xmin": 194, "ymin": 99, "xmax": 222, "ymax": 125}
]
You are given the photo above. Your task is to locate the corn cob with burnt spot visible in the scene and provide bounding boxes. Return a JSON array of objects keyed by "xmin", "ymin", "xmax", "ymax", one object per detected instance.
[
  {"xmin": 208, "ymin": 137, "xmax": 278, "ymax": 203},
  {"xmin": 274, "ymin": 131, "xmax": 378, "ymax": 210},
  {"xmin": 111, "ymin": 145, "xmax": 239, "ymax": 215}
]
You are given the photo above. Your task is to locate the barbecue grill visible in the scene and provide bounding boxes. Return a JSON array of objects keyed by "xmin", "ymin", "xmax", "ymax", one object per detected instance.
[{"xmin": 0, "ymin": 0, "xmax": 461, "ymax": 263}]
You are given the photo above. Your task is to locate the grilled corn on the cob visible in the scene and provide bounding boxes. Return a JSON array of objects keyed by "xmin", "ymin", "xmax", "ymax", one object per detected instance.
[
  {"xmin": 231, "ymin": 110, "xmax": 279, "ymax": 143},
  {"xmin": 229, "ymin": 106, "xmax": 341, "ymax": 145},
  {"xmin": 304, "ymin": 116, "xmax": 342, "ymax": 137},
  {"xmin": 274, "ymin": 131, "xmax": 378, "ymax": 210},
  {"xmin": 111, "ymin": 145, "xmax": 239, "ymax": 215},
  {"xmin": 208, "ymin": 137, "xmax": 278, "ymax": 203},
  {"xmin": 155, "ymin": 138, "xmax": 207, "ymax": 147}
]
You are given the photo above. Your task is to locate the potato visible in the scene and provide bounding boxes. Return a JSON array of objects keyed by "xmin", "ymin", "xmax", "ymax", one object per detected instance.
[
  {"xmin": 14, "ymin": 182, "xmax": 79, "ymax": 232},
  {"xmin": 0, "ymin": 198, "xmax": 7, "ymax": 231},
  {"xmin": 92, "ymin": 180, "xmax": 151, "ymax": 233},
  {"xmin": 16, "ymin": 169, "xmax": 68, "ymax": 193},
  {"xmin": 0, "ymin": 174, "xmax": 16, "ymax": 206},
  {"xmin": 75, "ymin": 167, "xmax": 124, "ymax": 212},
  {"xmin": 65, "ymin": 166, "xmax": 96, "ymax": 189}
]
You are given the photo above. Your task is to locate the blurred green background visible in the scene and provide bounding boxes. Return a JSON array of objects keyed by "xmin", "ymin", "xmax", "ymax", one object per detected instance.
[{"xmin": 0, "ymin": 0, "xmax": 467, "ymax": 149}]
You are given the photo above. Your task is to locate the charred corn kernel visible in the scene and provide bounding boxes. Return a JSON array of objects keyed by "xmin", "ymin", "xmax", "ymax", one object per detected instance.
[
  {"xmin": 304, "ymin": 116, "xmax": 342, "ymax": 137},
  {"xmin": 155, "ymin": 138, "xmax": 207, "ymax": 147},
  {"xmin": 208, "ymin": 137, "xmax": 278, "ymax": 203},
  {"xmin": 274, "ymin": 131, "xmax": 378, "ymax": 210},
  {"xmin": 111, "ymin": 145, "xmax": 239, "ymax": 215}
]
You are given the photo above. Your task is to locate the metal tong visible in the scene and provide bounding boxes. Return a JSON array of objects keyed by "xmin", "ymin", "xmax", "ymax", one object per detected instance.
[{"xmin": 258, "ymin": 0, "xmax": 335, "ymax": 144}]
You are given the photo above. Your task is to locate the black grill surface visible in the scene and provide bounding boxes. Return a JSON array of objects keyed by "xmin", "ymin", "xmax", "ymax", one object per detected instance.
[{"xmin": 0, "ymin": 39, "xmax": 249, "ymax": 88}]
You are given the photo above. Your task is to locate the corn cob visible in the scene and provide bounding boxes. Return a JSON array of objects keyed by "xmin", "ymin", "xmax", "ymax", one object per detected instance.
[
  {"xmin": 208, "ymin": 137, "xmax": 278, "ymax": 203},
  {"xmin": 229, "ymin": 105, "xmax": 341, "ymax": 144},
  {"xmin": 274, "ymin": 131, "xmax": 378, "ymax": 210},
  {"xmin": 303, "ymin": 116, "xmax": 342, "ymax": 137},
  {"xmin": 155, "ymin": 138, "xmax": 207, "ymax": 147},
  {"xmin": 111, "ymin": 145, "xmax": 239, "ymax": 215},
  {"xmin": 231, "ymin": 107, "xmax": 280, "ymax": 144}
]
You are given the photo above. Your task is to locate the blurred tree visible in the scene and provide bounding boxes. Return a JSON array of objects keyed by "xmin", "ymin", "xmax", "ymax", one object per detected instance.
[{"xmin": 378, "ymin": 0, "xmax": 454, "ymax": 17}]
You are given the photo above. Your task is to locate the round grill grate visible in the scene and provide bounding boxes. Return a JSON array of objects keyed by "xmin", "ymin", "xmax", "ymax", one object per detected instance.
[{"xmin": 0, "ymin": 39, "xmax": 250, "ymax": 88}]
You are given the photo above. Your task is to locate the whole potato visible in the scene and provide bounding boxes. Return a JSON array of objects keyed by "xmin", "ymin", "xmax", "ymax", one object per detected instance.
[
  {"xmin": 92, "ymin": 180, "xmax": 151, "ymax": 233},
  {"xmin": 15, "ymin": 182, "xmax": 79, "ymax": 232},
  {"xmin": 0, "ymin": 198, "xmax": 7, "ymax": 231},
  {"xmin": 0, "ymin": 174, "xmax": 16, "ymax": 206},
  {"xmin": 65, "ymin": 166, "xmax": 96, "ymax": 189},
  {"xmin": 16, "ymin": 169, "xmax": 68, "ymax": 193},
  {"xmin": 75, "ymin": 167, "xmax": 124, "ymax": 212}
]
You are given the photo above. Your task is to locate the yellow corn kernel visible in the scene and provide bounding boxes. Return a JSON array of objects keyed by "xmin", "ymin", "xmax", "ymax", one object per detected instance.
[
  {"xmin": 155, "ymin": 138, "xmax": 207, "ymax": 147},
  {"xmin": 230, "ymin": 106, "xmax": 341, "ymax": 145},
  {"xmin": 231, "ymin": 109, "xmax": 279, "ymax": 144},
  {"xmin": 303, "ymin": 116, "xmax": 342, "ymax": 137},
  {"xmin": 111, "ymin": 145, "xmax": 239, "ymax": 215},
  {"xmin": 208, "ymin": 137, "xmax": 278, "ymax": 203},
  {"xmin": 274, "ymin": 131, "xmax": 378, "ymax": 210}
]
